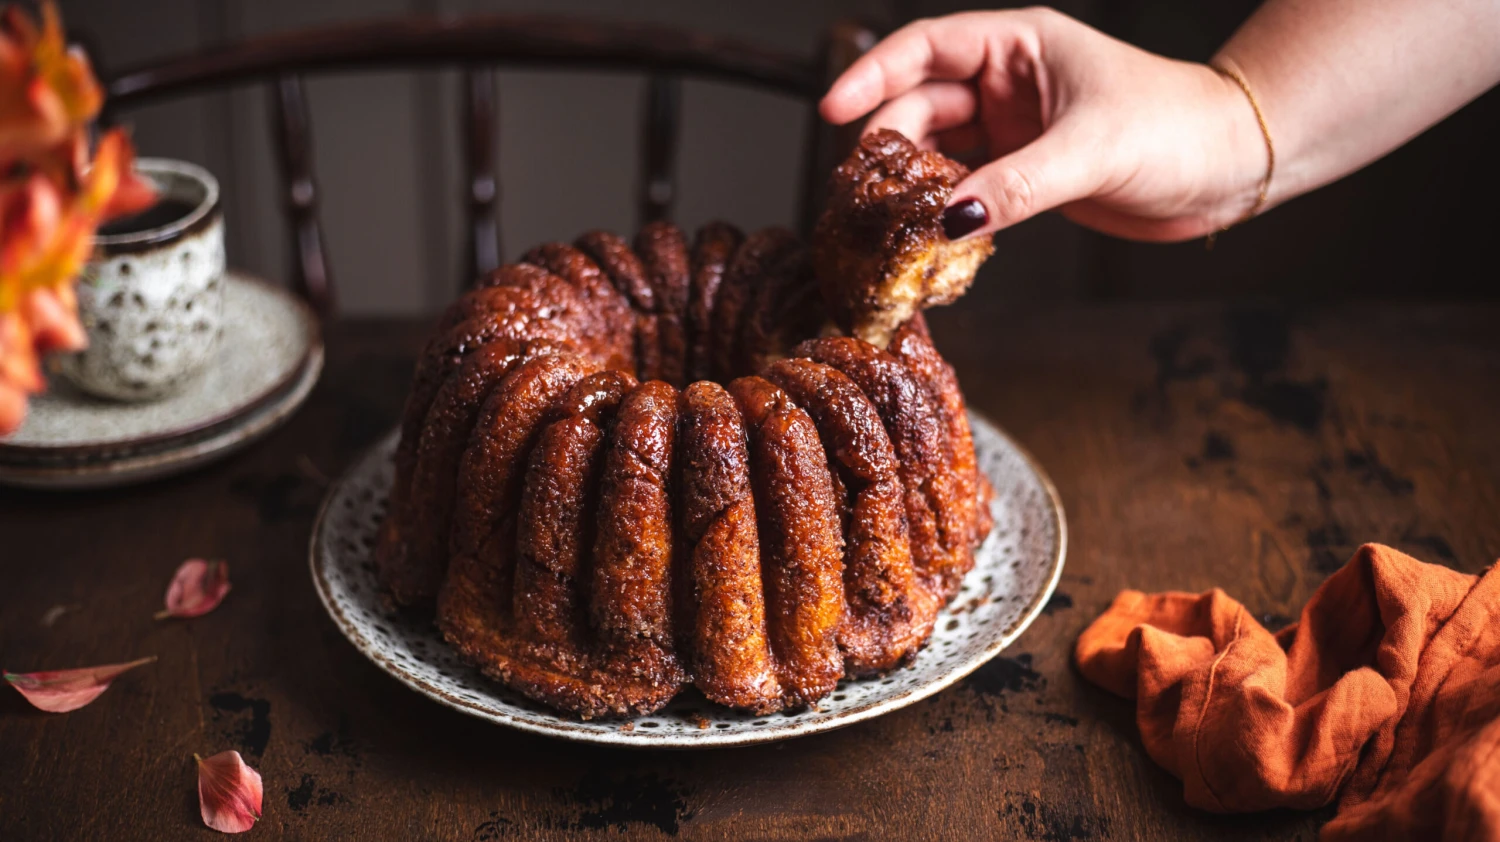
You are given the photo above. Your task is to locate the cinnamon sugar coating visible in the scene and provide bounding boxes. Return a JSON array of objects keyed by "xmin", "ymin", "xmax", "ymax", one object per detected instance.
[
  {"xmin": 377, "ymin": 139, "xmax": 997, "ymax": 717},
  {"xmin": 814, "ymin": 129, "xmax": 995, "ymax": 348}
]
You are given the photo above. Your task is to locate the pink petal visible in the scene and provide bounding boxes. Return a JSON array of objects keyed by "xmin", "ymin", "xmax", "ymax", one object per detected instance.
[
  {"xmin": 156, "ymin": 559, "xmax": 231, "ymax": 620},
  {"xmin": 196, "ymin": 750, "xmax": 263, "ymax": 833},
  {"xmin": 3, "ymin": 655, "xmax": 157, "ymax": 712}
]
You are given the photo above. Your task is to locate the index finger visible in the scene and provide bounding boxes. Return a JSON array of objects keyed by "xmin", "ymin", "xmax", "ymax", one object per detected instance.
[{"xmin": 818, "ymin": 12, "xmax": 1006, "ymax": 125}]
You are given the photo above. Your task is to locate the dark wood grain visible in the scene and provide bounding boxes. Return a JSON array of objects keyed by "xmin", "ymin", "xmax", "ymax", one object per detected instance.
[
  {"xmin": 638, "ymin": 76, "xmax": 680, "ymax": 225},
  {"xmin": 464, "ymin": 66, "xmax": 501, "ymax": 287},
  {"xmin": 105, "ymin": 15, "xmax": 818, "ymax": 107},
  {"xmin": 2, "ymin": 303, "xmax": 1496, "ymax": 840},
  {"xmin": 270, "ymin": 74, "xmax": 334, "ymax": 318},
  {"xmin": 97, "ymin": 14, "xmax": 854, "ymax": 317},
  {"xmin": 799, "ymin": 20, "xmax": 878, "ymax": 236}
]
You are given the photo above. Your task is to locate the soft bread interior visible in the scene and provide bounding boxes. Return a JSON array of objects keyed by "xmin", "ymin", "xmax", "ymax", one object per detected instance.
[{"xmin": 854, "ymin": 236, "xmax": 992, "ymax": 348}]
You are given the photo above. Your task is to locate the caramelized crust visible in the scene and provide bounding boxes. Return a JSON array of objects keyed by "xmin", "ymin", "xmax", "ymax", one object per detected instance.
[
  {"xmin": 382, "ymin": 136, "xmax": 1001, "ymax": 718},
  {"xmin": 439, "ymin": 355, "xmax": 596, "ymax": 659},
  {"xmin": 448, "ymin": 389, "xmax": 640, "ymax": 720},
  {"xmin": 512, "ymin": 371, "xmax": 638, "ymax": 661},
  {"xmin": 814, "ymin": 129, "xmax": 995, "ymax": 348},
  {"xmin": 572, "ymin": 231, "xmax": 655, "ymax": 310},
  {"xmin": 393, "ymin": 287, "xmax": 609, "ymax": 604},
  {"xmin": 440, "ymin": 279, "xmax": 558, "ymax": 333},
  {"xmin": 737, "ymin": 243, "xmax": 815, "ymax": 376},
  {"xmin": 729, "ymin": 376, "xmax": 846, "ymax": 706},
  {"xmin": 590, "ymin": 381, "xmax": 688, "ymax": 713},
  {"xmin": 510, "ymin": 420, "xmax": 609, "ymax": 690},
  {"xmin": 465, "ymin": 265, "xmax": 615, "ymax": 352},
  {"xmin": 473, "ymin": 262, "xmax": 559, "ymax": 293},
  {"xmin": 685, "ymin": 222, "xmax": 744, "ymax": 383},
  {"xmin": 393, "ymin": 342, "xmax": 540, "ymax": 606},
  {"xmin": 397, "ymin": 307, "xmax": 577, "ymax": 456},
  {"xmin": 889, "ymin": 314, "xmax": 991, "ymax": 541},
  {"xmin": 773, "ymin": 270, "xmax": 828, "ymax": 366},
  {"xmin": 678, "ymin": 381, "xmax": 783, "ymax": 713},
  {"xmin": 794, "ymin": 337, "xmax": 973, "ymax": 601},
  {"xmin": 766, "ymin": 358, "xmax": 935, "ymax": 674},
  {"xmin": 711, "ymin": 228, "xmax": 800, "ymax": 381},
  {"xmin": 427, "ymin": 288, "xmax": 584, "ymax": 383},
  {"xmin": 576, "ymin": 230, "xmax": 664, "ymax": 382},
  {"xmin": 518, "ymin": 242, "xmax": 627, "ymax": 313},
  {"xmin": 377, "ymin": 303, "xmax": 583, "ymax": 598},
  {"xmin": 634, "ymin": 222, "xmax": 692, "ymax": 387},
  {"xmin": 512, "ymin": 415, "xmax": 606, "ymax": 664},
  {"xmin": 516, "ymin": 244, "xmax": 636, "ymax": 370},
  {"xmin": 478, "ymin": 264, "xmax": 637, "ymax": 368},
  {"xmin": 550, "ymin": 369, "xmax": 639, "ymax": 424},
  {"xmin": 442, "ymin": 369, "xmax": 657, "ymax": 720}
]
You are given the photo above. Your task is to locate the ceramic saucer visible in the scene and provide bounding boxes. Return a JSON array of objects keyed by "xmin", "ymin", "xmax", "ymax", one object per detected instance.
[{"xmin": 0, "ymin": 272, "xmax": 321, "ymax": 489}]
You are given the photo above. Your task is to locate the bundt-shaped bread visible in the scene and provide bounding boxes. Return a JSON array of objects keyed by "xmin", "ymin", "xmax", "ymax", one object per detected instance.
[{"xmin": 375, "ymin": 131, "xmax": 995, "ymax": 718}]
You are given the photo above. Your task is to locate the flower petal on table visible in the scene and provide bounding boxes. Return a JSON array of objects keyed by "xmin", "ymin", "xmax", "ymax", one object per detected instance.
[
  {"xmin": 196, "ymin": 750, "xmax": 263, "ymax": 834},
  {"xmin": 156, "ymin": 559, "xmax": 231, "ymax": 620},
  {"xmin": 3, "ymin": 655, "xmax": 157, "ymax": 712}
]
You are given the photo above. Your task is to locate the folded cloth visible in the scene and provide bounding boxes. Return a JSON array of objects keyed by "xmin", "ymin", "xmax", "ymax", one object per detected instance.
[{"xmin": 1074, "ymin": 543, "xmax": 1500, "ymax": 841}]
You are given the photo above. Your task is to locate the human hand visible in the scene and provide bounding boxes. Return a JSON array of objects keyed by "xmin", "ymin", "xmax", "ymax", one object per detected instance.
[{"xmin": 819, "ymin": 8, "xmax": 1269, "ymax": 242}]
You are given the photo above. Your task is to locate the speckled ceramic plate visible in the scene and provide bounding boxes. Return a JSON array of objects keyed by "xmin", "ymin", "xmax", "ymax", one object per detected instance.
[
  {"xmin": 0, "ymin": 342, "xmax": 322, "ymax": 490},
  {"xmin": 309, "ymin": 414, "xmax": 1065, "ymax": 747},
  {"xmin": 0, "ymin": 272, "xmax": 317, "ymax": 463}
]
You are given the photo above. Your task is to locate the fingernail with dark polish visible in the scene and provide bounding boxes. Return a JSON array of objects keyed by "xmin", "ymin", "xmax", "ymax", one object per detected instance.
[{"xmin": 942, "ymin": 199, "xmax": 987, "ymax": 240}]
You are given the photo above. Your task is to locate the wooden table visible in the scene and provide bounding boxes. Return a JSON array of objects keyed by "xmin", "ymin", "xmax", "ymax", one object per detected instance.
[{"xmin": 4, "ymin": 301, "xmax": 1497, "ymax": 840}]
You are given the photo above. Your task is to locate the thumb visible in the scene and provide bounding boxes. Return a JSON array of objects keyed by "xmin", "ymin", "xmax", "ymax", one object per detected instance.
[{"xmin": 941, "ymin": 123, "xmax": 1101, "ymax": 240}]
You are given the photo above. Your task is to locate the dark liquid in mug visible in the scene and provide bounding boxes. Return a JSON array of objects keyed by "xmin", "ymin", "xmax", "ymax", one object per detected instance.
[{"xmin": 97, "ymin": 199, "xmax": 199, "ymax": 236}]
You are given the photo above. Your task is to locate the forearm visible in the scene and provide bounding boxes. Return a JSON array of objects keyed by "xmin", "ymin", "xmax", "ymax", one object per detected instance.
[{"xmin": 1216, "ymin": 0, "xmax": 1500, "ymax": 210}]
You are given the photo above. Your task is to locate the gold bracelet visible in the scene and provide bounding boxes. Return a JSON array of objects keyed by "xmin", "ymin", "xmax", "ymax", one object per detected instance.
[{"xmin": 1207, "ymin": 61, "xmax": 1275, "ymax": 247}]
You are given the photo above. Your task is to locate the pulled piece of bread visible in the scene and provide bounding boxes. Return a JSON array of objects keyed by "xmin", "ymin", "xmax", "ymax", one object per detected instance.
[{"xmin": 813, "ymin": 129, "xmax": 995, "ymax": 348}]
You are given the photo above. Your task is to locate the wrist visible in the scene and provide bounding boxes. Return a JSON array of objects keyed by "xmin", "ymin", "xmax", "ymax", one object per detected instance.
[{"xmin": 1200, "ymin": 57, "xmax": 1275, "ymax": 230}]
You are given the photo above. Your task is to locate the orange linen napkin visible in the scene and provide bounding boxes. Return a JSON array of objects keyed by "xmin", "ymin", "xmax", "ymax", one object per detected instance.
[{"xmin": 1075, "ymin": 543, "xmax": 1500, "ymax": 841}]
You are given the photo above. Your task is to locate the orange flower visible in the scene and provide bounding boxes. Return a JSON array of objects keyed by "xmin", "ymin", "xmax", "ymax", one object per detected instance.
[
  {"xmin": 0, "ymin": 309, "xmax": 39, "ymax": 431},
  {"xmin": 101, "ymin": 132, "xmax": 156, "ymax": 220},
  {"xmin": 1, "ymin": 131, "xmax": 151, "ymax": 298},
  {"xmin": 14, "ymin": 2, "xmax": 104, "ymax": 122},
  {"xmin": 22, "ymin": 278, "xmax": 83, "ymax": 351},
  {"xmin": 0, "ymin": 3, "xmax": 77, "ymax": 165},
  {"xmin": 0, "ymin": 285, "xmax": 82, "ymax": 431},
  {"xmin": 0, "ymin": 2, "xmax": 156, "ymax": 435}
]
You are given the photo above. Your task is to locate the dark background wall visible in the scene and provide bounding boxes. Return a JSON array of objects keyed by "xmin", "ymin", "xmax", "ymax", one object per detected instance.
[{"xmin": 66, "ymin": 0, "xmax": 1500, "ymax": 315}]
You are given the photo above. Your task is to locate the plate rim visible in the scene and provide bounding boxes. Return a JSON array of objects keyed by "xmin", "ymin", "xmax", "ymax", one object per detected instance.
[
  {"xmin": 308, "ymin": 414, "xmax": 1067, "ymax": 748},
  {"xmin": 0, "ymin": 272, "xmax": 320, "ymax": 462}
]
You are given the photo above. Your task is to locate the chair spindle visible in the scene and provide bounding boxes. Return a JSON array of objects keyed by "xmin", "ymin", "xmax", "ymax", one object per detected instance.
[
  {"xmin": 639, "ymin": 75, "xmax": 681, "ymax": 224},
  {"xmin": 463, "ymin": 66, "xmax": 501, "ymax": 287},
  {"xmin": 799, "ymin": 21, "xmax": 877, "ymax": 235},
  {"xmin": 270, "ymin": 73, "xmax": 334, "ymax": 317}
]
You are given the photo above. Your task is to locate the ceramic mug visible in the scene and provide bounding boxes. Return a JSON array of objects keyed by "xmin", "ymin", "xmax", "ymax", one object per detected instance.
[{"xmin": 56, "ymin": 158, "xmax": 225, "ymax": 401}]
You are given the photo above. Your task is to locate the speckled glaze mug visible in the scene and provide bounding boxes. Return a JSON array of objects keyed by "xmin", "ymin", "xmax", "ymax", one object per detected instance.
[{"xmin": 56, "ymin": 158, "xmax": 225, "ymax": 401}]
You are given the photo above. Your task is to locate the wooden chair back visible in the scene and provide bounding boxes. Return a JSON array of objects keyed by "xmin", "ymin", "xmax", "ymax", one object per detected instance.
[{"xmin": 98, "ymin": 15, "xmax": 877, "ymax": 317}]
